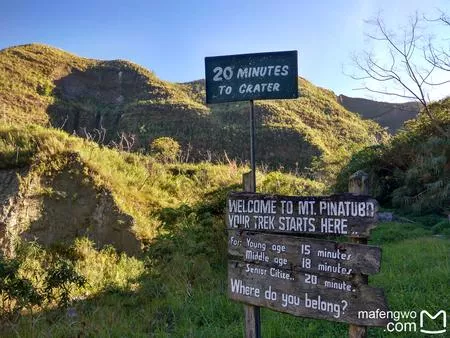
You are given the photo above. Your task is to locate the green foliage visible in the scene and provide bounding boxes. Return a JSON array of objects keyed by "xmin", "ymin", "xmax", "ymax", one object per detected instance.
[
  {"xmin": 260, "ymin": 171, "xmax": 326, "ymax": 195},
  {"xmin": 334, "ymin": 145, "xmax": 387, "ymax": 196},
  {"xmin": 0, "ymin": 254, "xmax": 42, "ymax": 320},
  {"xmin": 36, "ymin": 81, "xmax": 54, "ymax": 97},
  {"xmin": 146, "ymin": 187, "xmax": 231, "ymax": 273},
  {"xmin": 335, "ymin": 97, "xmax": 450, "ymax": 214},
  {"xmin": 0, "ymin": 237, "xmax": 145, "ymax": 333},
  {"xmin": 391, "ymin": 136, "xmax": 449, "ymax": 213},
  {"xmin": 2, "ymin": 118, "xmax": 448, "ymax": 336},
  {"xmin": 43, "ymin": 259, "xmax": 86, "ymax": 308},
  {"xmin": 0, "ymin": 244, "xmax": 85, "ymax": 321},
  {"xmin": 72, "ymin": 238, "xmax": 144, "ymax": 294},
  {"xmin": 149, "ymin": 136, "xmax": 181, "ymax": 163}
]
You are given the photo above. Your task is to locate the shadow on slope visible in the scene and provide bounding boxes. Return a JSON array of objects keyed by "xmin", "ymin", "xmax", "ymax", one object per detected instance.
[{"xmin": 48, "ymin": 63, "xmax": 319, "ymax": 172}]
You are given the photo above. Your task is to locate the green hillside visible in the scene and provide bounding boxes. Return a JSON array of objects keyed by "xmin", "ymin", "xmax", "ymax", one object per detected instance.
[
  {"xmin": 336, "ymin": 97, "xmax": 449, "ymax": 215},
  {"xmin": 0, "ymin": 43, "xmax": 387, "ymax": 179},
  {"xmin": 0, "ymin": 43, "xmax": 448, "ymax": 336},
  {"xmin": 0, "ymin": 125, "xmax": 448, "ymax": 337},
  {"xmin": 0, "ymin": 124, "xmax": 325, "ymax": 253}
]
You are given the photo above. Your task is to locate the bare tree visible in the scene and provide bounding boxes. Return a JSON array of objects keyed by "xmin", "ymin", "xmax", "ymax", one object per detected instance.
[
  {"xmin": 424, "ymin": 10, "xmax": 450, "ymax": 72},
  {"xmin": 110, "ymin": 132, "xmax": 136, "ymax": 152},
  {"xmin": 350, "ymin": 12, "xmax": 449, "ymax": 136},
  {"xmin": 81, "ymin": 127, "xmax": 107, "ymax": 144}
]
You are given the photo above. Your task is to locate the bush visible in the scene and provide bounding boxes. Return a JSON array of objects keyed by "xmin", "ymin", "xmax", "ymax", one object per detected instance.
[
  {"xmin": 36, "ymin": 82, "xmax": 54, "ymax": 96},
  {"xmin": 149, "ymin": 137, "xmax": 181, "ymax": 163},
  {"xmin": 43, "ymin": 258, "xmax": 86, "ymax": 308},
  {"xmin": 260, "ymin": 171, "xmax": 325, "ymax": 195},
  {"xmin": 0, "ymin": 254, "xmax": 42, "ymax": 321},
  {"xmin": 0, "ymin": 244, "xmax": 87, "ymax": 323}
]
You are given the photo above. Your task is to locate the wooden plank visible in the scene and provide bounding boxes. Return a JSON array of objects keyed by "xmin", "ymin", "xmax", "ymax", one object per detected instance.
[
  {"xmin": 226, "ymin": 192, "xmax": 379, "ymax": 237},
  {"xmin": 244, "ymin": 305, "xmax": 260, "ymax": 338},
  {"xmin": 242, "ymin": 172, "xmax": 261, "ymax": 338},
  {"xmin": 228, "ymin": 231, "xmax": 382, "ymax": 276},
  {"xmin": 228, "ymin": 261, "xmax": 389, "ymax": 326}
]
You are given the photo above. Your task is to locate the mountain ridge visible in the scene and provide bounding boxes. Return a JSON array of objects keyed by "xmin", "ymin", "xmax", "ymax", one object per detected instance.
[
  {"xmin": 337, "ymin": 94, "xmax": 420, "ymax": 132},
  {"xmin": 0, "ymin": 43, "xmax": 387, "ymax": 178}
]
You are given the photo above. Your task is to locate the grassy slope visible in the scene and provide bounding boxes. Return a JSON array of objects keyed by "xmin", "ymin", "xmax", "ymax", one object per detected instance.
[
  {"xmin": 1, "ymin": 44, "xmax": 446, "ymax": 337},
  {"xmin": 4, "ymin": 219, "xmax": 448, "ymax": 337},
  {"xmin": 0, "ymin": 126, "xmax": 448, "ymax": 337},
  {"xmin": 0, "ymin": 43, "xmax": 387, "ymax": 179},
  {"xmin": 0, "ymin": 124, "xmax": 325, "ymax": 243},
  {"xmin": 0, "ymin": 44, "xmax": 93, "ymax": 125},
  {"xmin": 181, "ymin": 77, "xmax": 388, "ymax": 178}
]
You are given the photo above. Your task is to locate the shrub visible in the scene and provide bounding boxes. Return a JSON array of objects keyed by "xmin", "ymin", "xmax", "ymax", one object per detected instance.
[
  {"xmin": 43, "ymin": 258, "xmax": 86, "ymax": 308},
  {"xmin": 149, "ymin": 137, "xmax": 180, "ymax": 163},
  {"xmin": 335, "ymin": 98, "xmax": 449, "ymax": 214},
  {"xmin": 0, "ymin": 254, "xmax": 42, "ymax": 321},
  {"xmin": 0, "ymin": 243, "xmax": 86, "ymax": 323}
]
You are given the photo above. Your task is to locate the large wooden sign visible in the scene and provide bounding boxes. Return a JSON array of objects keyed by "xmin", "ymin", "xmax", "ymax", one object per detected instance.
[
  {"xmin": 205, "ymin": 51, "xmax": 298, "ymax": 104},
  {"xmin": 227, "ymin": 192, "xmax": 379, "ymax": 238},
  {"xmin": 228, "ymin": 231, "xmax": 382, "ymax": 276},
  {"xmin": 226, "ymin": 191, "xmax": 389, "ymax": 328},
  {"xmin": 228, "ymin": 261, "xmax": 389, "ymax": 326}
]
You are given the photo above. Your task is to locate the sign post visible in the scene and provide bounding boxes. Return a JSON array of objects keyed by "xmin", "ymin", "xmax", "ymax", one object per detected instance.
[
  {"xmin": 205, "ymin": 51, "xmax": 387, "ymax": 338},
  {"xmin": 205, "ymin": 51, "xmax": 388, "ymax": 337},
  {"xmin": 250, "ymin": 100, "xmax": 256, "ymax": 192},
  {"xmin": 348, "ymin": 171, "xmax": 370, "ymax": 338},
  {"xmin": 205, "ymin": 50, "xmax": 299, "ymax": 338},
  {"xmin": 242, "ymin": 173, "xmax": 260, "ymax": 338}
]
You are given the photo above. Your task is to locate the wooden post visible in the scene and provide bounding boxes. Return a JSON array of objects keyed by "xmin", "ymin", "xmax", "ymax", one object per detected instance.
[
  {"xmin": 242, "ymin": 172, "xmax": 261, "ymax": 338},
  {"xmin": 348, "ymin": 170, "xmax": 369, "ymax": 338}
]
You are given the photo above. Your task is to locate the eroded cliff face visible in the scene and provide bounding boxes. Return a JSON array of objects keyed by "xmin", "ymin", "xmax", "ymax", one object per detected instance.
[
  {"xmin": 0, "ymin": 169, "xmax": 28, "ymax": 256},
  {"xmin": 0, "ymin": 157, "xmax": 140, "ymax": 257}
]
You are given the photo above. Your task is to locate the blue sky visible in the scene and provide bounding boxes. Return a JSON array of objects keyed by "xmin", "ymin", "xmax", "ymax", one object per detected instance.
[{"xmin": 1, "ymin": 0, "xmax": 449, "ymax": 101}]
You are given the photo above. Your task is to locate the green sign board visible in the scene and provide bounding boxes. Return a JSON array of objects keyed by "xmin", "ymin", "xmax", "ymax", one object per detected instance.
[{"xmin": 205, "ymin": 51, "xmax": 299, "ymax": 104}]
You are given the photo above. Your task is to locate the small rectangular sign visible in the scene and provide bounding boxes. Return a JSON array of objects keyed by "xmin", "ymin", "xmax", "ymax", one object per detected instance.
[
  {"xmin": 228, "ymin": 261, "xmax": 389, "ymax": 326},
  {"xmin": 205, "ymin": 51, "xmax": 299, "ymax": 104},
  {"xmin": 228, "ymin": 231, "xmax": 382, "ymax": 276},
  {"xmin": 226, "ymin": 192, "xmax": 379, "ymax": 237}
]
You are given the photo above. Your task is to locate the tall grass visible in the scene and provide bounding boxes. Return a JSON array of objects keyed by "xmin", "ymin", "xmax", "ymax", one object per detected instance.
[{"xmin": 1, "ymin": 124, "xmax": 448, "ymax": 337}]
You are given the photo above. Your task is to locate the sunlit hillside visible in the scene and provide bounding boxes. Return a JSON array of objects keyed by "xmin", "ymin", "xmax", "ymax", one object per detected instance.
[{"xmin": 0, "ymin": 43, "xmax": 387, "ymax": 180}]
